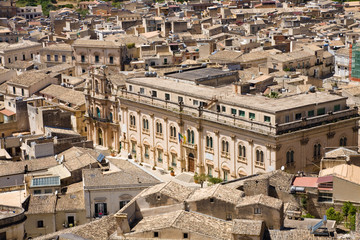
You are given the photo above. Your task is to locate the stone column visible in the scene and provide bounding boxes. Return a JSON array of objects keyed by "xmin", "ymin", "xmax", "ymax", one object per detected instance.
[
  {"xmin": 214, "ymin": 130, "xmax": 220, "ymax": 178},
  {"xmin": 231, "ymin": 134, "xmax": 236, "ymax": 179},
  {"xmin": 196, "ymin": 124, "xmax": 203, "ymax": 174},
  {"xmin": 248, "ymin": 139, "xmax": 254, "ymax": 175}
]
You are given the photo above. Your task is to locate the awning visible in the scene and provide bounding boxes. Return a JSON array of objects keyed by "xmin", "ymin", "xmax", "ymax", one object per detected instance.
[
  {"xmin": 292, "ymin": 177, "xmax": 318, "ymax": 188},
  {"xmin": 317, "ymin": 175, "xmax": 333, "ymax": 184},
  {"xmin": 0, "ymin": 109, "xmax": 15, "ymax": 117}
]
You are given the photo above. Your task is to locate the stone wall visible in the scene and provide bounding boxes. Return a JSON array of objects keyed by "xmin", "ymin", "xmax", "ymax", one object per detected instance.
[{"xmin": 244, "ymin": 178, "xmax": 269, "ymax": 196}]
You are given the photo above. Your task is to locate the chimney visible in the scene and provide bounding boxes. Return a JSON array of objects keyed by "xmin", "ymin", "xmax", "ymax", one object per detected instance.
[{"xmin": 115, "ymin": 213, "xmax": 130, "ymax": 236}]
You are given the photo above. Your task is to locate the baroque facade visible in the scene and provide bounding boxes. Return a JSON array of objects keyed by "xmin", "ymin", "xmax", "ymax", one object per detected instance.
[{"xmin": 85, "ymin": 67, "xmax": 359, "ymax": 180}]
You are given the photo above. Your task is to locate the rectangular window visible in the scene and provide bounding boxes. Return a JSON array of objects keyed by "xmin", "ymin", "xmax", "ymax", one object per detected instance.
[
  {"xmin": 23, "ymin": 54, "xmax": 25, "ymax": 60},
  {"xmin": 285, "ymin": 115, "xmax": 290, "ymax": 123},
  {"xmin": 308, "ymin": 110, "xmax": 315, "ymax": 117},
  {"xmin": 14, "ymin": 56, "xmax": 17, "ymax": 61},
  {"xmin": 8, "ymin": 58, "xmax": 10, "ymax": 63},
  {"xmin": 334, "ymin": 104, "xmax": 340, "ymax": 112},
  {"xmin": 222, "ymin": 106, "xmax": 226, "ymax": 112},
  {"xmin": 193, "ymin": 100, "xmax": 199, "ymax": 105},
  {"xmin": 239, "ymin": 110, "xmax": 245, "ymax": 117},
  {"xmin": 62, "ymin": 55, "xmax": 66, "ymax": 62},
  {"xmin": 171, "ymin": 154, "xmax": 176, "ymax": 167},
  {"xmin": 152, "ymin": 90, "xmax": 157, "ymax": 98},
  {"xmin": 231, "ymin": 108, "xmax": 237, "ymax": 115},
  {"xmin": 264, "ymin": 116, "xmax": 271, "ymax": 122},
  {"xmin": 317, "ymin": 108, "xmax": 326, "ymax": 115},
  {"xmin": 21, "ymin": 88, "xmax": 24, "ymax": 96},
  {"xmin": 81, "ymin": 55, "xmax": 85, "ymax": 63},
  {"xmin": 54, "ymin": 55, "xmax": 58, "ymax": 62},
  {"xmin": 208, "ymin": 165, "xmax": 213, "ymax": 178},
  {"xmin": 95, "ymin": 202, "xmax": 107, "ymax": 217},
  {"xmin": 226, "ymin": 213, "xmax": 232, "ymax": 220},
  {"xmin": 223, "ymin": 171, "xmax": 228, "ymax": 181},
  {"xmin": 154, "ymin": 232, "xmax": 159, "ymax": 238},
  {"xmin": 295, "ymin": 113, "xmax": 302, "ymax": 120},
  {"xmin": 165, "ymin": 93, "xmax": 170, "ymax": 101},
  {"xmin": 144, "ymin": 145, "xmax": 149, "ymax": 159},
  {"xmin": 95, "ymin": 55, "xmax": 99, "ymax": 63},
  {"xmin": 47, "ymin": 55, "xmax": 50, "ymax": 61},
  {"xmin": 37, "ymin": 220, "xmax": 44, "ymax": 228},
  {"xmin": 129, "ymin": 85, "xmax": 133, "ymax": 92},
  {"xmin": 178, "ymin": 96, "xmax": 183, "ymax": 103},
  {"xmin": 33, "ymin": 190, "xmax": 41, "ymax": 195},
  {"xmin": 44, "ymin": 189, "xmax": 52, "ymax": 194},
  {"xmin": 249, "ymin": 112, "xmax": 255, "ymax": 119},
  {"xmin": 119, "ymin": 200, "xmax": 130, "ymax": 209},
  {"xmin": 318, "ymin": 192, "xmax": 333, "ymax": 202},
  {"xmin": 12, "ymin": 86, "xmax": 15, "ymax": 94},
  {"xmin": 109, "ymin": 56, "xmax": 114, "ymax": 64},
  {"xmin": 183, "ymin": 233, "xmax": 188, "ymax": 239},
  {"xmin": 140, "ymin": 88, "xmax": 145, "ymax": 94},
  {"xmin": 158, "ymin": 149, "xmax": 163, "ymax": 162},
  {"xmin": 254, "ymin": 208, "xmax": 261, "ymax": 214}
]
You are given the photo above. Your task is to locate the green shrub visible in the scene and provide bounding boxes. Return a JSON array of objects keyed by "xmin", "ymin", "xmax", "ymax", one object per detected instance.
[{"xmin": 302, "ymin": 213, "xmax": 315, "ymax": 218}]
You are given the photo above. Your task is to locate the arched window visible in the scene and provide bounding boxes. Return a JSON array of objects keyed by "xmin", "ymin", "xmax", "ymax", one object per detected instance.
[
  {"xmin": 156, "ymin": 122, "xmax": 162, "ymax": 135},
  {"xmin": 142, "ymin": 118, "xmax": 149, "ymax": 131},
  {"xmin": 238, "ymin": 145, "xmax": 246, "ymax": 158},
  {"xmin": 286, "ymin": 150, "xmax": 294, "ymax": 164},
  {"xmin": 256, "ymin": 149, "xmax": 264, "ymax": 166},
  {"xmin": 130, "ymin": 115, "xmax": 136, "ymax": 128},
  {"xmin": 96, "ymin": 107, "xmax": 101, "ymax": 118},
  {"xmin": 170, "ymin": 126, "xmax": 176, "ymax": 138},
  {"xmin": 340, "ymin": 137, "xmax": 347, "ymax": 147},
  {"xmin": 222, "ymin": 140, "xmax": 229, "ymax": 153}
]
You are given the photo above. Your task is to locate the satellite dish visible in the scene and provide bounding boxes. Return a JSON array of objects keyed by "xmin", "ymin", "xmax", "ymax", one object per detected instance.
[{"xmin": 281, "ymin": 166, "xmax": 285, "ymax": 171}]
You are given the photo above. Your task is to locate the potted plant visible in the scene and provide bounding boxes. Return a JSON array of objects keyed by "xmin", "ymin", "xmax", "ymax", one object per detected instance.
[
  {"xmin": 168, "ymin": 167, "xmax": 175, "ymax": 176},
  {"xmin": 152, "ymin": 166, "xmax": 156, "ymax": 170},
  {"xmin": 193, "ymin": 172, "xmax": 199, "ymax": 183},
  {"xmin": 109, "ymin": 147, "xmax": 116, "ymax": 157}
]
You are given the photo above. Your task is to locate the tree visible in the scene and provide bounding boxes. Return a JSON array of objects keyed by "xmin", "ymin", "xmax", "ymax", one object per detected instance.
[
  {"xmin": 193, "ymin": 173, "xmax": 207, "ymax": 188},
  {"xmin": 326, "ymin": 207, "xmax": 343, "ymax": 224},
  {"xmin": 342, "ymin": 202, "xmax": 357, "ymax": 230},
  {"xmin": 208, "ymin": 176, "xmax": 223, "ymax": 185}
]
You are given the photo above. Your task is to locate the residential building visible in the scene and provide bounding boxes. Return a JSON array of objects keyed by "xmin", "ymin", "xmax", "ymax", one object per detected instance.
[
  {"xmin": 83, "ymin": 163, "xmax": 160, "ymax": 220},
  {"xmin": 72, "ymin": 39, "xmax": 127, "ymax": 76},
  {"xmin": 0, "ymin": 205, "xmax": 26, "ymax": 240},
  {"xmin": 0, "ymin": 40, "xmax": 42, "ymax": 67},
  {"xmin": 40, "ymin": 43, "xmax": 73, "ymax": 67},
  {"xmin": 16, "ymin": 5, "xmax": 42, "ymax": 19}
]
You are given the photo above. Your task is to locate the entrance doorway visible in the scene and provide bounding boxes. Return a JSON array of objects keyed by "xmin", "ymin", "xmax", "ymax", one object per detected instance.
[
  {"xmin": 67, "ymin": 216, "xmax": 75, "ymax": 226},
  {"xmin": 188, "ymin": 153, "xmax": 195, "ymax": 172},
  {"xmin": 98, "ymin": 128, "xmax": 103, "ymax": 146}
]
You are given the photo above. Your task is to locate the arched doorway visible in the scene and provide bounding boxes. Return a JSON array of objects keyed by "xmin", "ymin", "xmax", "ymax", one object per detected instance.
[
  {"xmin": 98, "ymin": 128, "xmax": 103, "ymax": 146},
  {"xmin": 188, "ymin": 153, "xmax": 195, "ymax": 172}
]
